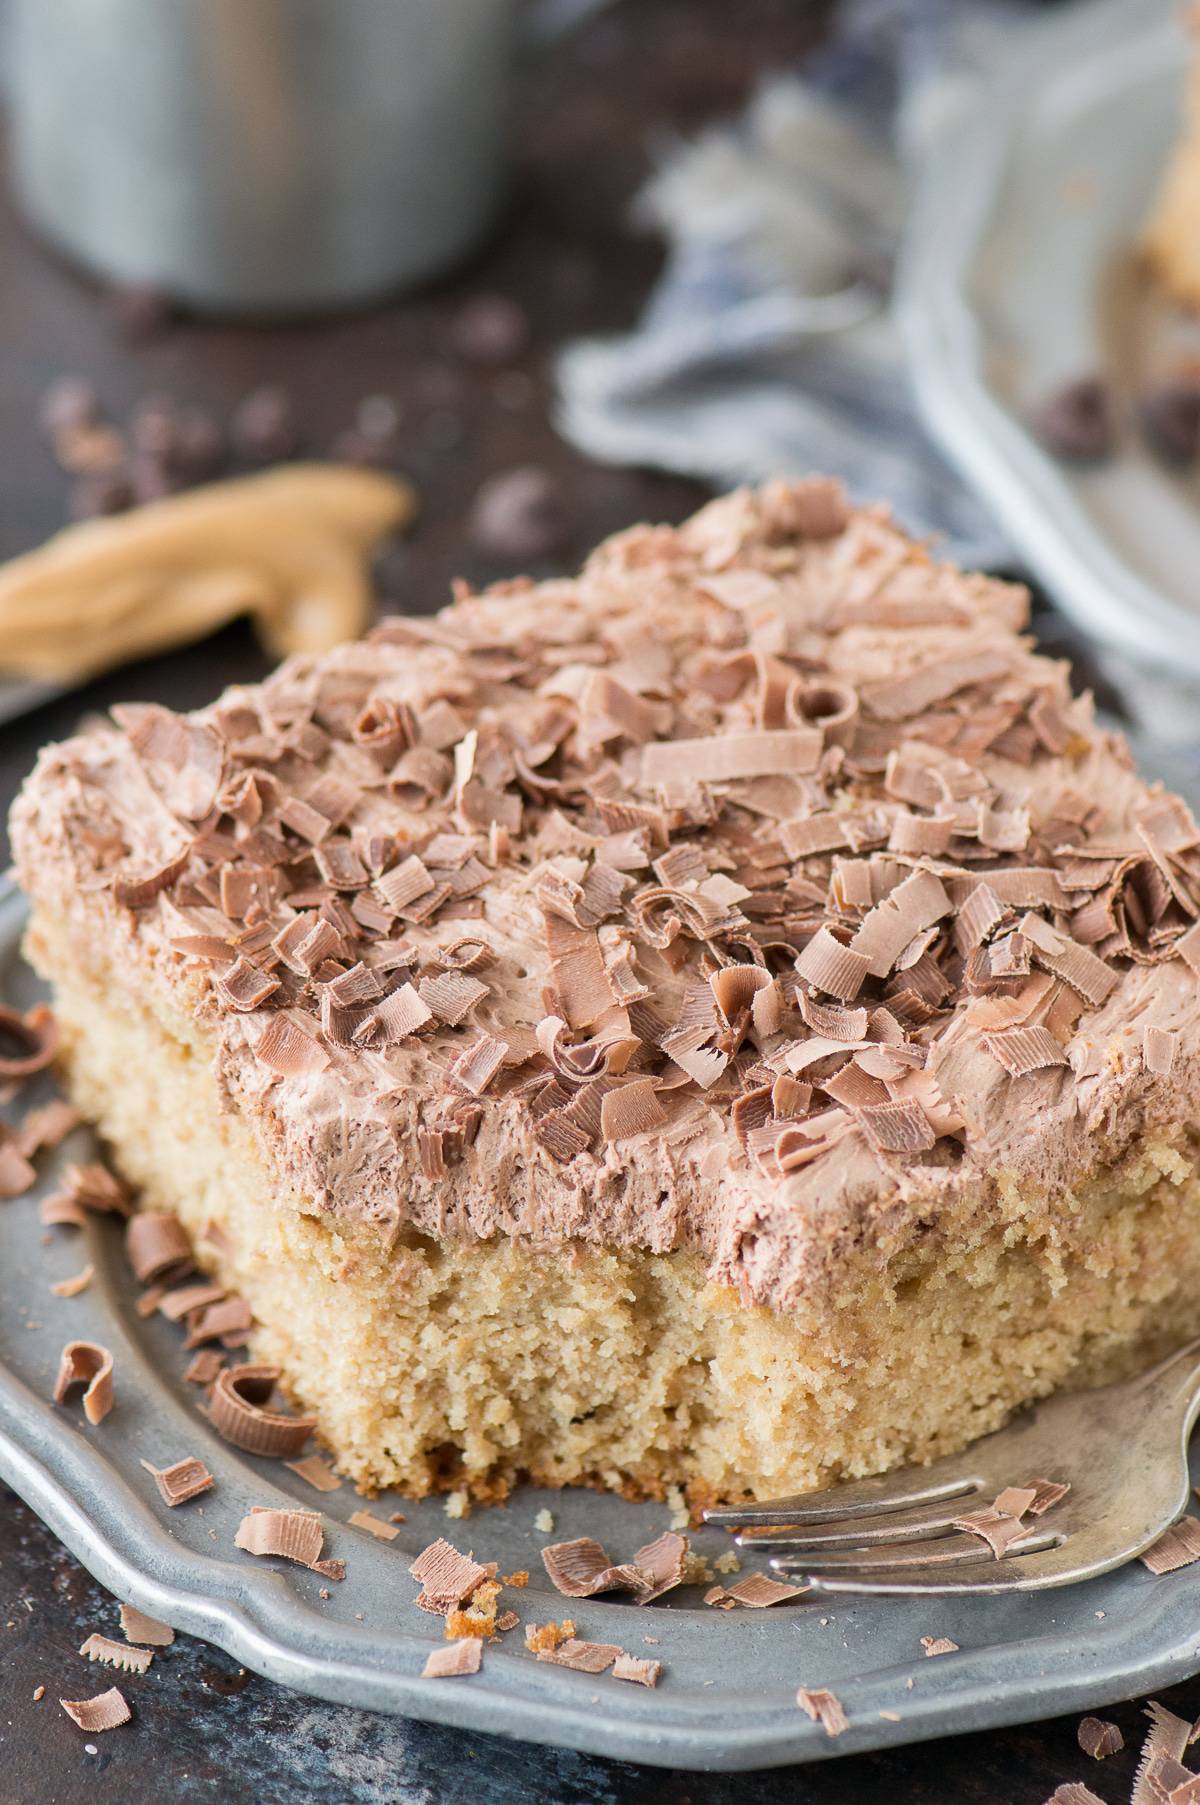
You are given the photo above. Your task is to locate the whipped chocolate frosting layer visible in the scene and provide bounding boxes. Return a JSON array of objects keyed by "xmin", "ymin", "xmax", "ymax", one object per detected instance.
[{"xmin": 13, "ymin": 479, "xmax": 1200, "ymax": 1313}]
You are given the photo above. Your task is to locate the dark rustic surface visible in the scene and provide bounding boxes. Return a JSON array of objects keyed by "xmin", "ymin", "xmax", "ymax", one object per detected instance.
[{"xmin": 0, "ymin": 1, "xmax": 1174, "ymax": 1799}]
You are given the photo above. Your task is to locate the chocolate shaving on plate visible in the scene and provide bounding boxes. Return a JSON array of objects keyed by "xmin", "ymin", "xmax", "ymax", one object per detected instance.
[
  {"xmin": 207, "ymin": 1364, "xmax": 316, "ymax": 1457},
  {"xmin": 59, "ymin": 1687, "xmax": 131, "ymax": 1733},
  {"xmin": 632, "ymin": 1530, "xmax": 689, "ymax": 1604},
  {"xmin": 1133, "ymin": 1702, "xmax": 1194, "ymax": 1805},
  {"xmin": 183, "ymin": 1348, "xmax": 225, "ymax": 1385},
  {"xmin": 919, "ymin": 1636, "xmax": 959, "ymax": 1657},
  {"xmin": 1077, "ymin": 1716, "xmax": 1124, "ymax": 1759},
  {"xmin": 11, "ymin": 1088, "xmax": 65, "ymax": 1157},
  {"xmin": 422, "ymin": 1638, "xmax": 482, "ymax": 1679},
  {"xmin": 0, "ymin": 1002, "xmax": 59, "ymax": 1078},
  {"xmin": 56, "ymin": 1161, "xmax": 132, "ymax": 1219},
  {"xmin": 79, "ymin": 1633, "xmax": 153, "ymax": 1674},
  {"xmin": 125, "ymin": 1210, "xmax": 194, "ymax": 1284},
  {"xmin": 409, "ymin": 1538, "xmax": 489, "ymax": 1612},
  {"xmin": 349, "ymin": 1509, "xmax": 401, "ymax": 1541},
  {"xmin": 49, "ymin": 1265, "xmax": 94, "ymax": 1298},
  {"xmin": 119, "ymin": 1605, "xmax": 174, "ymax": 1646},
  {"xmin": 140, "ymin": 1455, "xmax": 213, "ymax": 1506},
  {"xmin": 0, "ymin": 1139, "xmax": 37, "ymax": 1197},
  {"xmin": 721, "ymin": 1573, "xmax": 808, "ymax": 1608},
  {"xmin": 53, "ymin": 1340, "xmax": 114, "ymax": 1424},
  {"xmin": 611, "ymin": 1652, "xmax": 663, "ymax": 1687},
  {"xmin": 285, "ymin": 1455, "xmax": 342, "ymax": 1493},
  {"xmin": 795, "ymin": 1687, "xmax": 849, "ymax": 1737},
  {"xmin": 1044, "ymin": 1785, "xmax": 1104, "ymax": 1805},
  {"xmin": 157, "ymin": 1278, "xmax": 225, "ymax": 1321},
  {"xmin": 1140, "ymin": 1519, "xmax": 1200, "ymax": 1575},
  {"xmin": 540, "ymin": 1536, "xmax": 649, "ymax": 1598},
  {"xmin": 535, "ymin": 1638, "xmax": 622, "ymax": 1674},
  {"xmin": 235, "ymin": 1506, "xmax": 329, "ymax": 1570}
]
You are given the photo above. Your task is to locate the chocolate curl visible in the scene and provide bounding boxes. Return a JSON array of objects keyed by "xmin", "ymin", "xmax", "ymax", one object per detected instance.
[
  {"xmin": 59, "ymin": 1687, "xmax": 131, "ymax": 1732},
  {"xmin": 53, "ymin": 1340, "xmax": 114, "ymax": 1424},
  {"xmin": 207, "ymin": 1364, "xmax": 316, "ymax": 1457},
  {"xmin": 0, "ymin": 1003, "xmax": 59, "ymax": 1078}
]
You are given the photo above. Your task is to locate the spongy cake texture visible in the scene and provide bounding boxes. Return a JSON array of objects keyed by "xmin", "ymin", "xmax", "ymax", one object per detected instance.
[{"xmin": 14, "ymin": 478, "xmax": 1200, "ymax": 1499}]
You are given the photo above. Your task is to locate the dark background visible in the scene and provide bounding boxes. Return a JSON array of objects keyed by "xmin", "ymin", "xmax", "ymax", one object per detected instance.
[{"xmin": 0, "ymin": 1, "xmax": 1171, "ymax": 1799}]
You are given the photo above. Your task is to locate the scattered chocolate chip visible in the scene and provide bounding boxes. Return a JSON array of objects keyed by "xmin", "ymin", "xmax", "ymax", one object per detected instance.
[
  {"xmin": 1032, "ymin": 377, "xmax": 1114, "ymax": 463},
  {"xmin": 451, "ymin": 293, "xmax": 529, "ymax": 365},
  {"xmin": 469, "ymin": 466, "xmax": 568, "ymax": 561}
]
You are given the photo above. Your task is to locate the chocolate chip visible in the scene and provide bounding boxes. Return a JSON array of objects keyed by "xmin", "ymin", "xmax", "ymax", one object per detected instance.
[
  {"xmin": 1141, "ymin": 380, "xmax": 1200, "ymax": 467},
  {"xmin": 38, "ymin": 377, "xmax": 100, "ymax": 441},
  {"xmin": 231, "ymin": 386, "xmax": 298, "ymax": 462},
  {"xmin": 469, "ymin": 466, "xmax": 568, "ymax": 561},
  {"xmin": 1032, "ymin": 377, "xmax": 1114, "ymax": 463},
  {"xmin": 451, "ymin": 294, "xmax": 529, "ymax": 366}
]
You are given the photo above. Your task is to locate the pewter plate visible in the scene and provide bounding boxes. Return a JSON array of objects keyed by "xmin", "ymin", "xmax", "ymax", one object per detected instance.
[
  {"xmin": 899, "ymin": 0, "xmax": 1200, "ymax": 679},
  {"xmin": 4, "ymin": 886, "xmax": 1200, "ymax": 1772}
]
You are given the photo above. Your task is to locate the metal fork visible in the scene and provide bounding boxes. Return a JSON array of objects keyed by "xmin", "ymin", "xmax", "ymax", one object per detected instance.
[{"xmin": 703, "ymin": 1338, "xmax": 1200, "ymax": 1595}]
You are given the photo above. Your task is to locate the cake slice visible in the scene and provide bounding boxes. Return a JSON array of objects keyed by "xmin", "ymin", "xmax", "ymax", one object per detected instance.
[{"xmin": 13, "ymin": 478, "xmax": 1200, "ymax": 1504}]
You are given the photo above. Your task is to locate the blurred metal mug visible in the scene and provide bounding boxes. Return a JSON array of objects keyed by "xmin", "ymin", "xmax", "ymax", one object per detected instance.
[{"xmin": 7, "ymin": 0, "xmax": 606, "ymax": 314}]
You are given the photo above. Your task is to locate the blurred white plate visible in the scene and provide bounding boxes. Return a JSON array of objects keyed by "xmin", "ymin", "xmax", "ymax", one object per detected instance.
[{"xmin": 899, "ymin": 0, "xmax": 1200, "ymax": 679}]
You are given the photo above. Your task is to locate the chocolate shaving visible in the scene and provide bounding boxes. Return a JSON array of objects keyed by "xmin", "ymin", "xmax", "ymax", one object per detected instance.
[
  {"xmin": 722, "ymin": 1574, "xmax": 808, "ymax": 1607},
  {"xmin": 1144, "ymin": 1025, "xmax": 1178, "ymax": 1075},
  {"xmin": 409, "ymin": 1539, "xmax": 489, "ymax": 1612},
  {"xmin": 446, "ymin": 1034, "xmax": 507, "ymax": 1096},
  {"xmin": 119, "ymin": 1605, "xmax": 174, "ymax": 1646},
  {"xmin": 53, "ymin": 1340, "xmax": 114, "ymax": 1424},
  {"xmin": 423, "ymin": 1638, "xmax": 482, "ymax": 1678},
  {"xmin": 640, "ymin": 729, "xmax": 821, "ymax": 787},
  {"xmin": 1140, "ymin": 1519, "xmax": 1200, "ymax": 1574},
  {"xmin": 919, "ymin": 1636, "xmax": 959, "ymax": 1657},
  {"xmin": 611, "ymin": 1652, "xmax": 664, "ymax": 1687},
  {"xmin": 631, "ymin": 1530, "xmax": 690, "ymax": 1603},
  {"xmin": 125, "ymin": 1211, "xmax": 194, "ymax": 1285},
  {"xmin": 79, "ymin": 1634, "xmax": 153, "ymax": 1674},
  {"xmin": 59, "ymin": 1687, "xmax": 131, "ymax": 1733},
  {"xmin": 50, "ymin": 1265, "xmax": 94, "ymax": 1298},
  {"xmin": 1077, "ymin": 1716, "xmax": 1124, "ymax": 1759},
  {"xmin": 185, "ymin": 1294, "xmax": 253, "ymax": 1348},
  {"xmin": 0, "ymin": 1139, "xmax": 36, "ymax": 1197},
  {"xmin": 951, "ymin": 1507, "xmax": 1033, "ymax": 1558},
  {"xmin": 850, "ymin": 869, "xmax": 951, "ymax": 979},
  {"xmin": 56, "ymin": 1161, "xmax": 132, "ymax": 1219},
  {"xmin": 349, "ymin": 1509, "xmax": 401, "ymax": 1541},
  {"xmin": 252, "ymin": 1012, "xmax": 331, "ymax": 1076},
  {"xmin": 795, "ymin": 1687, "xmax": 849, "ymax": 1737},
  {"xmin": 1044, "ymin": 1786, "xmax": 1104, "ymax": 1805},
  {"xmin": 284, "ymin": 1455, "xmax": 342, "ymax": 1493},
  {"xmin": 14, "ymin": 1098, "xmax": 80, "ymax": 1158},
  {"xmin": 213, "ymin": 956, "xmax": 280, "ymax": 1012},
  {"xmin": 600, "ymin": 1079, "xmax": 666, "ymax": 1143},
  {"xmin": 536, "ymin": 1638, "xmax": 622, "ymax": 1673},
  {"xmin": 541, "ymin": 1536, "xmax": 649, "ymax": 1598},
  {"xmin": 235, "ymin": 1506, "xmax": 328, "ymax": 1570},
  {"xmin": 158, "ymin": 1280, "xmax": 225, "ymax": 1321},
  {"xmin": 0, "ymin": 1003, "xmax": 59, "ymax": 1078},
  {"xmin": 981, "ymin": 1025, "xmax": 1068, "ymax": 1077},
  {"xmin": 140, "ymin": 1455, "xmax": 213, "ymax": 1506},
  {"xmin": 208, "ymin": 1364, "xmax": 316, "ymax": 1457},
  {"xmin": 183, "ymin": 1349, "xmax": 225, "ymax": 1385},
  {"xmin": 794, "ymin": 927, "xmax": 870, "ymax": 1002}
]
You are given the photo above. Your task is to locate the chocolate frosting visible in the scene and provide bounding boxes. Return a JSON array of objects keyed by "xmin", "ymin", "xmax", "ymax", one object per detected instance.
[{"xmin": 13, "ymin": 479, "xmax": 1200, "ymax": 1313}]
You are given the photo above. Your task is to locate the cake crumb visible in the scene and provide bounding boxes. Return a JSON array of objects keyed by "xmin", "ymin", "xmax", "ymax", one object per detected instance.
[
  {"xmin": 666, "ymin": 1485, "xmax": 689, "ymax": 1530},
  {"xmin": 713, "ymin": 1550, "xmax": 742, "ymax": 1575},
  {"xmin": 524, "ymin": 1619, "xmax": 575, "ymax": 1653},
  {"xmin": 533, "ymin": 1509, "xmax": 555, "ymax": 1534},
  {"xmin": 444, "ymin": 1489, "xmax": 470, "ymax": 1520},
  {"xmin": 33, "ymin": 1685, "xmax": 45, "ymax": 1702},
  {"xmin": 501, "ymin": 1570, "xmax": 529, "ymax": 1587}
]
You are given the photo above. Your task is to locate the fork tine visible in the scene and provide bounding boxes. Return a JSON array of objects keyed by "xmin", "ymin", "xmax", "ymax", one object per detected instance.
[
  {"xmin": 702, "ymin": 1472, "xmax": 981, "ymax": 1529},
  {"xmin": 769, "ymin": 1526, "xmax": 1059, "ymax": 1581},
  {"xmin": 772, "ymin": 1535, "xmax": 1078, "ymax": 1596},
  {"xmin": 736, "ymin": 1499, "xmax": 972, "ymax": 1550}
]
